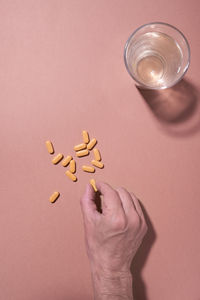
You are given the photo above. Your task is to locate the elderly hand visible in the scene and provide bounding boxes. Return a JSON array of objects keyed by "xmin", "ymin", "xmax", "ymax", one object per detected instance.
[{"xmin": 80, "ymin": 182, "xmax": 148, "ymax": 300}]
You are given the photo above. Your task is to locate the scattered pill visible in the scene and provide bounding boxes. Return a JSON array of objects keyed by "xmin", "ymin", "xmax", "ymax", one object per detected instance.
[
  {"xmin": 91, "ymin": 160, "xmax": 104, "ymax": 169},
  {"xmin": 90, "ymin": 179, "xmax": 97, "ymax": 192},
  {"xmin": 76, "ymin": 149, "xmax": 89, "ymax": 157},
  {"xmin": 93, "ymin": 148, "xmax": 101, "ymax": 161},
  {"xmin": 74, "ymin": 143, "xmax": 87, "ymax": 151},
  {"xmin": 70, "ymin": 159, "xmax": 76, "ymax": 173},
  {"xmin": 82, "ymin": 130, "xmax": 89, "ymax": 144},
  {"xmin": 49, "ymin": 191, "xmax": 60, "ymax": 203},
  {"xmin": 62, "ymin": 155, "xmax": 72, "ymax": 167},
  {"xmin": 52, "ymin": 153, "xmax": 63, "ymax": 164},
  {"xmin": 82, "ymin": 165, "xmax": 95, "ymax": 173},
  {"xmin": 46, "ymin": 141, "xmax": 54, "ymax": 154},
  {"xmin": 46, "ymin": 132, "xmax": 103, "ymax": 196},
  {"xmin": 66, "ymin": 170, "xmax": 77, "ymax": 182},
  {"xmin": 87, "ymin": 138, "xmax": 97, "ymax": 150}
]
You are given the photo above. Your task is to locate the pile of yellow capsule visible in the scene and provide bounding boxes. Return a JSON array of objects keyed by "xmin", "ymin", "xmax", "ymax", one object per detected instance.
[{"xmin": 46, "ymin": 130, "xmax": 104, "ymax": 203}]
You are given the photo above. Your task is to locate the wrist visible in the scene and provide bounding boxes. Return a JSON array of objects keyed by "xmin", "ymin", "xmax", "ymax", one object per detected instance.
[
  {"xmin": 91, "ymin": 266, "xmax": 132, "ymax": 280},
  {"xmin": 90, "ymin": 259, "xmax": 131, "ymax": 277},
  {"xmin": 91, "ymin": 267, "xmax": 133, "ymax": 300}
]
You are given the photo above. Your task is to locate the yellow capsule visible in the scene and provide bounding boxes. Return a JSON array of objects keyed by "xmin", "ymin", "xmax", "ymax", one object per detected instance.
[
  {"xmin": 90, "ymin": 179, "xmax": 97, "ymax": 192},
  {"xmin": 45, "ymin": 140, "xmax": 54, "ymax": 154},
  {"xmin": 91, "ymin": 160, "xmax": 104, "ymax": 169},
  {"xmin": 49, "ymin": 191, "xmax": 60, "ymax": 203},
  {"xmin": 76, "ymin": 149, "xmax": 89, "ymax": 157},
  {"xmin": 93, "ymin": 148, "xmax": 101, "ymax": 161},
  {"xmin": 82, "ymin": 165, "xmax": 95, "ymax": 173},
  {"xmin": 62, "ymin": 155, "xmax": 72, "ymax": 167},
  {"xmin": 70, "ymin": 159, "xmax": 76, "ymax": 173},
  {"xmin": 65, "ymin": 170, "xmax": 77, "ymax": 182},
  {"xmin": 74, "ymin": 143, "xmax": 87, "ymax": 151},
  {"xmin": 82, "ymin": 130, "xmax": 90, "ymax": 144},
  {"xmin": 87, "ymin": 138, "xmax": 97, "ymax": 150},
  {"xmin": 52, "ymin": 153, "xmax": 63, "ymax": 164}
]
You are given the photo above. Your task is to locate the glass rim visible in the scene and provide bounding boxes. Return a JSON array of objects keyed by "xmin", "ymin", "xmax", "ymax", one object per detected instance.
[{"xmin": 124, "ymin": 22, "xmax": 191, "ymax": 90}]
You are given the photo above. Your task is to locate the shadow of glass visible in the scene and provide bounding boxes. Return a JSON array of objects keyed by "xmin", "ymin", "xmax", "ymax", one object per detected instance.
[
  {"xmin": 137, "ymin": 79, "xmax": 200, "ymax": 137},
  {"xmin": 130, "ymin": 200, "xmax": 156, "ymax": 300}
]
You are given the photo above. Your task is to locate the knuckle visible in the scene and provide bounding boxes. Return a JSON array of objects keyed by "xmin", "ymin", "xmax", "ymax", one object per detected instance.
[
  {"xmin": 112, "ymin": 190, "xmax": 120, "ymax": 198},
  {"xmin": 129, "ymin": 213, "xmax": 146, "ymax": 233},
  {"xmin": 112, "ymin": 216, "xmax": 127, "ymax": 231},
  {"xmin": 116, "ymin": 187, "xmax": 126, "ymax": 193},
  {"xmin": 131, "ymin": 213, "xmax": 141, "ymax": 227},
  {"xmin": 142, "ymin": 222, "xmax": 148, "ymax": 234}
]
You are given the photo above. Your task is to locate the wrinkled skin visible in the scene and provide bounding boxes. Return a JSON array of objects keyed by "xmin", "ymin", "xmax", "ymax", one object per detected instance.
[{"xmin": 80, "ymin": 182, "xmax": 148, "ymax": 276}]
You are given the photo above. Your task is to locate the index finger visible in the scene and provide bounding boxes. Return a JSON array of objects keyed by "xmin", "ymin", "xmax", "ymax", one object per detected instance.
[
  {"xmin": 80, "ymin": 183, "xmax": 97, "ymax": 216},
  {"xmin": 96, "ymin": 181, "xmax": 123, "ymax": 213}
]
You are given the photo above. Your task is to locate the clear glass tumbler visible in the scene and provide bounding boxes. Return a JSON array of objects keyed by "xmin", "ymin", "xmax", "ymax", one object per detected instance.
[{"xmin": 124, "ymin": 22, "xmax": 190, "ymax": 90}]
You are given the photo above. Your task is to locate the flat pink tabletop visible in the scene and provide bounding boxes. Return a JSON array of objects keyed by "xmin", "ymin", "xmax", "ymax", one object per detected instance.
[{"xmin": 1, "ymin": 1, "xmax": 200, "ymax": 299}]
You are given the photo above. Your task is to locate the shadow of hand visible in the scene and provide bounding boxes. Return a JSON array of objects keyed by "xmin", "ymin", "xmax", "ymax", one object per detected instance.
[{"xmin": 131, "ymin": 201, "xmax": 156, "ymax": 300}]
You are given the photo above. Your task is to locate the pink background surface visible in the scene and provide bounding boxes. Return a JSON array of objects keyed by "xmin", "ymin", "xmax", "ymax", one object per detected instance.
[{"xmin": 1, "ymin": 1, "xmax": 200, "ymax": 299}]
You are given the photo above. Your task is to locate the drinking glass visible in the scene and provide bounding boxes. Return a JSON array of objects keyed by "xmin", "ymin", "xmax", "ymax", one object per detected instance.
[{"xmin": 124, "ymin": 22, "xmax": 190, "ymax": 89}]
